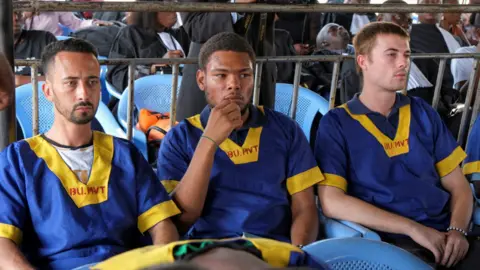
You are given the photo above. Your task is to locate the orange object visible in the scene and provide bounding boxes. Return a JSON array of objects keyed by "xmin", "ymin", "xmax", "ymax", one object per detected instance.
[{"xmin": 137, "ymin": 109, "xmax": 177, "ymax": 141}]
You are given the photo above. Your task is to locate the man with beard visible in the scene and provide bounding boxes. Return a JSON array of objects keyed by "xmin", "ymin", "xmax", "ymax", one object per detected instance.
[
  {"xmin": 13, "ymin": 10, "xmax": 56, "ymax": 86},
  {"xmin": 0, "ymin": 39, "xmax": 180, "ymax": 269},
  {"xmin": 157, "ymin": 32, "xmax": 322, "ymax": 246}
]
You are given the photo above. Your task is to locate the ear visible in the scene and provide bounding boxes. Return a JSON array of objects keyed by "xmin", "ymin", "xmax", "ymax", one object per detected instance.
[
  {"xmin": 196, "ymin": 69, "xmax": 206, "ymax": 92},
  {"xmin": 42, "ymin": 80, "xmax": 54, "ymax": 102},
  {"xmin": 357, "ymin": 54, "xmax": 368, "ymax": 72}
]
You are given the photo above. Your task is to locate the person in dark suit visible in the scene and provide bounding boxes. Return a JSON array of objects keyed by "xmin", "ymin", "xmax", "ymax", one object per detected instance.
[{"xmin": 175, "ymin": 0, "xmax": 276, "ymax": 121}]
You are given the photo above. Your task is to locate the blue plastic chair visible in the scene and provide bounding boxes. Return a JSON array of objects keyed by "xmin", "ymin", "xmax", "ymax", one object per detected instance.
[
  {"xmin": 117, "ymin": 74, "xmax": 182, "ymax": 159},
  {"xmin": 15, "ymin": 82, "xmax": 126, "ymax": 139},
  {"xmin": 104, "ymin": 65, "xmax": 122, "ymax": 100},
  {"xmin": 303, "ymin": 238, "xmax": 433, "ymax": 270},
  {"xmin": 98, "ymin": 56, "xmax": 110, "ymax": 105},
  {"xmin": 59, "ymin": 23, "xmax": 73, "ymax": 36},
  {"xmin": 274, "ymin": 83, "xmax": 329, "ymax": 142},
  {"xmin": 56, "ymin": 36, "xmax": 71, "ymax": 41}
]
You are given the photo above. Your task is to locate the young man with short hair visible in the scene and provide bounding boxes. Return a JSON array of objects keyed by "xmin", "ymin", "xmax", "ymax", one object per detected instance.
[
  {"xmin": 315, "ymin": 22, "xmax": 477, "ymax": 269},
  {"xmin": 157, "ymin": 32, "xmax": 322, "ymax": 246},
  {"xmin": 0, "ymin": 39, "xmax": 180, "ymax": 269}
]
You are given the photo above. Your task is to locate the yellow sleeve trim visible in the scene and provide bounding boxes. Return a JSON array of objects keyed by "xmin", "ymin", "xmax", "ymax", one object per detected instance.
[
  {"xmin": 0, "ymin": 223, "xmax": 22, "ymax": 245},
  {"xmin": 160, "ymin": 180, "xmax": 179, "ymax": 194},
  {"xmin": 463, "ymin": 161, "xmax": 480, "ymax": 175},
  {"xmin": 138, "ymin": 200, "xmax": 181, "ymax": 233},
  {"xmin": 286, "ymin": 167, "xmax": 324, "ymax": 195},
  {"xmin": 318, "ymin": 173, "xmax": 348, "ymax": 192},
  {"xmin": 436, "ymin": 146, "xmax": 467, "ymax": 178}
]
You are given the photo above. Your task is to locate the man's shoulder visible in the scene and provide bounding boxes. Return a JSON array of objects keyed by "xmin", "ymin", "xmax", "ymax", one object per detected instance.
[
  {"xmin": 0, "ymin": 138, "xmax": 38, "ymax": 166},
  {"xmin": 24, "ymin": 30, "xmax": 56, "ymax": 42}
]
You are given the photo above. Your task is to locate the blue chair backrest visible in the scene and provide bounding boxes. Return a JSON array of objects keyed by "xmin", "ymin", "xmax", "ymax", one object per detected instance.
[
  {"xmin": 274, "ymin": 83, "xmax": 329, "ymax": 141},
  {"xmin": 117, "ymin": 74, "xmax": 182, "ymax": 129},
  {"xmin": 98, "ymin": 56, "xmax": 110, "ymax": 104},
  {"xmin": 59, "ymin": 24, "xmax": 73, "ymax": 36},
  {"xmin": 15, "ymin": 82, "xmax": 125, "ymax": 139},
  {"xmin": 56, "ymin": 36, "xmax": 71, "ymax": 41},
  {"xmin": 303, "ymin": 238, "xmax": 432, "ymax": 270}
]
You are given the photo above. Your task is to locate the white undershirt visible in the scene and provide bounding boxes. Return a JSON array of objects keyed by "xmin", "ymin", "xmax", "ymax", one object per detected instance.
[
  {"xmin": 350, "ymin": 14, "xmax": 370, "ymax": 35},
  {"xmin": 54, "ymin": 145, "xmax": 94, "ymax": 184},
  {"xmin": 158, "ymin": 32, "xmax": 185, "ymax": 57}
]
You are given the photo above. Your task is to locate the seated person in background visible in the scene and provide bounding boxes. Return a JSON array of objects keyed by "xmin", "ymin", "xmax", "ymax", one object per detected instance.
[
  {"xmin": 91, "ymin": 238, "xmax": 328, "ymax": 270},
  {"xmin": 157, "ymin": 32, "xmax": 322, "ymax": 246},
  {"xmin": 0, "ymin": 39, "xmax": 180, "ymax": 270},
  {"xmin": 315, "ymin": 22, "xmax": 477, "ymax": 269},
  {"xmin": 13, "ymin": 11, "xmax": 56, "ymax": 87},
  {"xmin": 315, "ymin": 23, "xmax": 354, "ymax": 55},
  {"xmin": 274, "ymin": 28, "xmax": 297, "ymax": 84},
  {"xmin": 0, "ymin": 53, "xmax": 15, "ymax": 111},
  {"xmin": 410, "ymin": 0, "xmax": 460, "ymax": 89},
  {"xmin": 106, "ymin": 2, "xmax": 190, "ymax": 95},
  {"xmin": 451, "ymin": 13, "xmax": 480, "ymax": 91},
  {"xmin": 439, "ymin": 0, "xmax": 470, "ymax": 47}
]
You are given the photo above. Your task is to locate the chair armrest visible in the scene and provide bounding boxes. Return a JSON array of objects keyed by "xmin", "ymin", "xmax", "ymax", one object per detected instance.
[
  {"xmin": 319, "ymin": 210, "xmax": 361, "ymax": 239},
  {"xmin": 338, "ymin": 220, "xmax": 381, "ymax": 241},
  {"xmin": 106, "ymin": 80, "xmax": 122, "ymax": 100}
]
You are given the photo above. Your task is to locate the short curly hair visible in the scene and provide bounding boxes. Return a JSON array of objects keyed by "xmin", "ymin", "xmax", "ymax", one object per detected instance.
[{"xmin": 198, "ymin": 32, "xmax": 256, "ymax": 70}]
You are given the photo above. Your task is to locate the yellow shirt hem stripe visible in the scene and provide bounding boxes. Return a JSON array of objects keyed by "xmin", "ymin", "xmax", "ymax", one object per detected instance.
[
  {"xmin": 436, "ymin": 146, "xmax": 467, "ymax": 178},
  {"xmin": 160, "ymin": 180, "xmax": 179, "ymax": 194},
  {"xmin": 286, "ymin": 167, "xmax": 325, "ymax": 195},
  {"xmin": 138, "ymin": 200, "xmax": 181, "ymax": 233},
  {"xmin": 0, "ymin": 223, "xmax": 22, "ymax": 245},
  {"xmin": 318, "ymin": 173, "xmax": 348, "ymax": 192},
  {"xmin": 463, "ymin": 161, "xmax": 480, "ymax": 175}
]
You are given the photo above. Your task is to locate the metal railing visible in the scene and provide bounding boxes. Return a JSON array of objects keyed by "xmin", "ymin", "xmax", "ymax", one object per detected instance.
[
  {"xmin": 15, "ymin": 52, "xmax": 480, "ymax": 148},
  {"xmin": 2, "ymin": 1, "xmax": 480, "ymax": 151}
]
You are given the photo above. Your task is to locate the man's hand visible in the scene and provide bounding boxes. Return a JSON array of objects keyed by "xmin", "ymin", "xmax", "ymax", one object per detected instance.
[
  {"xmin": 408, "ymin": 223, "xmax": 446, "ymax": 264},
  {"xmin": 94, "ymin": 20, "xmax": 113, "ymax": 26},
  {"xmin": 440, "ymin": 230, "xmax": 469, "ymax": 268},
  {"xmin": 0, "ymin": 91, "xmax": 12, "ymax": 111},
  {"xmin": 163, "ymin": 50, "xmax": 184, "ymax": 59},
  {"xmin": 294, "ymin": 44, "xmax": 312, "ymax": 55},
  {"xmin": 203, "ymin": 100, "xmax": 243, "ymax": 145}
]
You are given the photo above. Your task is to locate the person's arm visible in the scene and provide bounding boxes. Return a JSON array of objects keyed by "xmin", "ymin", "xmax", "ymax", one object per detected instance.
[
  {"xmin": 106, "ymin": 28, "xmax": 138, "ymax": 92},
  {"xmin": 315, "ymin": 112, "xmax": 446, "ymax": 263},
  {"xmin": 148, "ymin": 219, "xmax": 179, "ymax": 245},
  {"xmin": 170, "ymin": 100, "xmax": 243, "ymax": 230},
  {"xmin": 290, "ymin": 187, "xmax": 318, "ymax": 246},
  {"xmin": 0, "ymin": 238, "xmax": 34, "ymax": 270},
  {"xmin": 57, "ymin": 12, "xmax": 95, "ymax": 31},
  {"xmin": 0, "ymin": 54, "xmax": 14, "ymax": 111}
]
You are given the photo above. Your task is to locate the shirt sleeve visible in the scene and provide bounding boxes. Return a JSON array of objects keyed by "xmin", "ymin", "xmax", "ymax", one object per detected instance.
[
  {"xmin": 285, "ymin": 120, "xmax": 324, "ymax": 195},
  {"xmin": 0, "ymin": 145, "xmax": 28, "ymax": 245},
  {"xmin": 156, "ymin": 125, "xmax": 190, "ymax": 194},
  {"xmin": 133, "ymin": 144, "xmax": 180, "ymax": 234},
  {"xmin": 464, "ymin": 116, "xmax": 480, "ymax": 177},
  {"xmin": 314, "ymin": 112, "xmax": 349, "ymax": 192},
  {"xmin": 423, "ymin": 101, "xmax": 467, "ymax": 178},
  {"xmin": 58, "ymin": 12, "xmax": 94, "ymax": 31}
]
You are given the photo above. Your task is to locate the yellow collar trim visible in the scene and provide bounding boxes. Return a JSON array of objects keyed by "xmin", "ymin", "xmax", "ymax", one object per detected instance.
[
  {"xmin": 26, "ymin": 131, "xmax": 113, "ymax": 208},
  {"xmin": 341, "ymin": 104, "xmax": 411, "ymax": 157},
  {"xmin": 186, "ymin": 107, "xmax": 264, "ymax": 165}
]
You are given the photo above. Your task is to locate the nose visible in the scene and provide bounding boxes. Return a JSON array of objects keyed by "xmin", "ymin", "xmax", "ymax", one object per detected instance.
[
  {"xmin": 227, "ymin": 74, "xmax": 241, "ymax": 91},
  {"xmin": 398, "ymin": 55, "xmax": 409, "ymax": 70},
  {"xmin": 76, "ymin": 81, "xmax": 90, "ymax": 101}
]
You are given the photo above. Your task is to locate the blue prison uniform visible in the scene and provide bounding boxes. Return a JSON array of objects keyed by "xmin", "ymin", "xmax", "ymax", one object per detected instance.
[
  {"xmin": 0, "ymin": 131, "xmax": 180, "ymax": 269},
  {"xmin": 315, "ymin": 93, "xmax": 466, "ymax": 234},
  {"xmin": 464, "ymin": 116, "xmax": 480, "ymax": 181},
  {"xmin": 157, "ymin": 105, "xmax": 324, "ymax": 242}
]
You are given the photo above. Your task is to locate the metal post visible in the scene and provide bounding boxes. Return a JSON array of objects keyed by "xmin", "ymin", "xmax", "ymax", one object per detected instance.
[
  {"xmin": 253, "ymin": 62, "xmax": 263, "ymax": 106},
  {"xmin": 126, "ymin": 64, "xmax": 135, "ymax": 140},
  {"xmin": 402, "ymin": 59, "xmax": 411, "ymax": 95},
  {"xmin": 431, "ymin": 59, "xmax": 447, "ymax": 110},
  {"xmin": 329, "ymin": 60, "xmax": 341, "ymax": 110},
  {"xmin": 170, "ymin": 64, "xmax": 179, "ymax": 127},
  {"xmin": 290, "ymin": 62, "xmax": 302, "ymax": 119},
  {"xmin": 31, "ymin": 65, "xmax": 39, "ymax": 136},
  {"xmin": 0, "ymin": 0, "xmax": 15, "ymax": 151},
  {"xmin": 458, "ymin": 59, "xmax": 480, "ymax": 145}
]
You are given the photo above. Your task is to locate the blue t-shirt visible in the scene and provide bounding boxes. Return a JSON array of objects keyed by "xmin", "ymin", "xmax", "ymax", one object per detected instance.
[{"xmin": 157, "ymin": 105, "xmax": 324, "ymax": 242}]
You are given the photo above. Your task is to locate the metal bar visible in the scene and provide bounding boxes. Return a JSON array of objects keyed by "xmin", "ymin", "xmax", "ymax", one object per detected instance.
[
  {"xmin": 31, "ymin": 65, "xmax": 39, "ymax": 136},
  {"xmin": 458, "ymin": 59, "xmax": 480, "ymax": 145},
  {"xmin": 0, "ymin": 0, "xmax": 15, "ymax": 151},
  {"xmin": 253, "ymin": 62, "xmax": 263, "ymax": 106},
  {"xmin": 14, "ymin": 52, "xmax": 480, "ymax": 67},
  {"xmin": 290, "ymin": 62, "xmax": 302, "ymax": 119},
  {"xmin": 431, "ymin": 59, "xmax": 447, "ymax": 110},
  {"xmin": 13, "ymin": 2, "xmax": 480, "ymax": 13},
  {"xmin": 126, "ymin": 64, "xmax": 135, "ymax": 141},
  {"xmin": 170, "ymin": 64, "xmax": 179, "ymax": 127},
  {"xmin": 329, "ymin": 60, "xmax": 341, "ymax": 110}
]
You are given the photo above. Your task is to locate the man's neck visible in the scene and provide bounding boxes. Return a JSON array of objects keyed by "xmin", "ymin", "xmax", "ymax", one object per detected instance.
[
  {"xmin": 45, "ymin": 119, "xmax": 93, "ymax": 148},
  {"xmin": 240, "ymin": 107, "xmax": 250, "ymax": 128},
  {"xmin": 359, "ymin": 84, "xmax": 397, "ymax": 116}
]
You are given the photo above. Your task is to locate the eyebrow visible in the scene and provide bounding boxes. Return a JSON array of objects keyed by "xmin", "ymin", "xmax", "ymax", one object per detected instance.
[
  {"xmin": 210, "ymin": 68, "xmax": 253, "ymax": 73},
  {"xmin": 62, "ymin": 75, "xmax": 100, "ymax": 80},
  {"xmin": 384, "ymin": 48, "xmax": 411, "ymax": 53}
]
